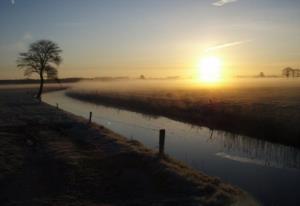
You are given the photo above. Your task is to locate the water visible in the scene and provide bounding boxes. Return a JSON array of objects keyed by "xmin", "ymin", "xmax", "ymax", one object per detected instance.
[{"xmin": 44, "ymin": 90, "xmax": 300, "ymax": 206}]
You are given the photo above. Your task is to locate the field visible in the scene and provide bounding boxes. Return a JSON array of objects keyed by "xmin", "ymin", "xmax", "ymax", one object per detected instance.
[{"xmin": 66, "ymin": 78, "xmax": 300, "ymax": 148}]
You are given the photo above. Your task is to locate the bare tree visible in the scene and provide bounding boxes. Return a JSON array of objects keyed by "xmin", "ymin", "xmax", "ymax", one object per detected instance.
[{"xmin": 17, "ymin": 40, "xmax": 62, "ymax": 100}]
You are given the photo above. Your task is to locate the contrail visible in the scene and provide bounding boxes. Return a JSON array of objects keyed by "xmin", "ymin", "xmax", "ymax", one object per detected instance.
[
  {"xmin": 204, "ymin": 40, "xmax": 252, "ymax": 52},
  {"xmin": 212, "ymin": 0, "xmax": 238, "ymax": 7}
]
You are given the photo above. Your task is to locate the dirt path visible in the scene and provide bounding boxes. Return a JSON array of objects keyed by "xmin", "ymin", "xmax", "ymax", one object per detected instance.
[{"xmin": 0, "ymin": 89, "xmax": 258, "ymax": 206}]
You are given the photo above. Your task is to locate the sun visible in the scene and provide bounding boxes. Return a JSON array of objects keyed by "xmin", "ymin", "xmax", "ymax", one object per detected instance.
[{"xmin": 198, "ymin": 56, "xmax": 222, "ymax": 83}]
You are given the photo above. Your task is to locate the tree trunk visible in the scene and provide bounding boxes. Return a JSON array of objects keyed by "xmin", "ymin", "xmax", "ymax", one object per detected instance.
[{"xmin": 37, "ymin": 74, "xmax": 44, "ymax": 101}]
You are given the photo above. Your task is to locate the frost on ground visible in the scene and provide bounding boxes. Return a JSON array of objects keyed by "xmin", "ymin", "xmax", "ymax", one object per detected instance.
[{"xmin": 0, "ymin": 88, "xmax": 258, "ymax": 206}]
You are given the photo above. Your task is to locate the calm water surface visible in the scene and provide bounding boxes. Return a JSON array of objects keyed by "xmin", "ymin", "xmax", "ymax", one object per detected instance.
[{"xmin": 44, "ymin": 90, "xmax": 300, "ymax": 206}]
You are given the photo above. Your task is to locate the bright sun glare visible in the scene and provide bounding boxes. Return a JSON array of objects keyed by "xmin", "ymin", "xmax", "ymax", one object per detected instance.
[{"xmin": 198, "ymin": 56, "xmax": 221, "ymax": 83}]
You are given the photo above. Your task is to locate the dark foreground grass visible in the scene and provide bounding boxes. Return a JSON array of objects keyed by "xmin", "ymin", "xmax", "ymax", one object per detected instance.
[
  {"xmin": 0, "ymin": 89, "xmax": 257, "ymax": 206},
  {"xmin": 66, "ymin": 90, "xmax": 300, "ymax": 148}
]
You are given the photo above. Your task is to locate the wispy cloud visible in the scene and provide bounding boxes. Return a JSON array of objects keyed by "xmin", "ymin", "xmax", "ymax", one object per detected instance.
[
  {"xmin": 6, "ymin": 32, "xmax": 33, "ymax": 52},
  {"xmin": 212, "ymin": 0, "xmax": 238, "ymax": 6},
  {"xmin": 205, "ymin": 40, "xmax": 252, "ymax": 52},
  {"xmin": 56, "ymin": 22, "xmax": 84, "ymax": 27},
  {"xmin": 23, "ymin": 32, "xmax": 33, "ymax": 41},
  {"xmin": 290, "ymin": 52, "xmax": 300, "ymax": 56},
  {"xmin": 11, "ymin": 0, "xmax": 15, "ymax": 5}
]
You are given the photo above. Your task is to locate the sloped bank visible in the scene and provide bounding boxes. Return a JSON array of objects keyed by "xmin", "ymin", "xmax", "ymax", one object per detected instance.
[{"xmin": 0, "ymin": 89, "xmax": 258, "ymax": 206}]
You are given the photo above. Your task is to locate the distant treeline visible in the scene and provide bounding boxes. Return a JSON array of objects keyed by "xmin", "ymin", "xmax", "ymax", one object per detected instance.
[
  {"xmin": 0, "ymin": 78, "xmax": 82, "ymax": 85},
  {"xmin": 0, "ymin": 76, "xmax": 130, "ymax": 85},
  {"xmin": 235, "ymin": 75, "xmax": 281, "ymax": 78}
]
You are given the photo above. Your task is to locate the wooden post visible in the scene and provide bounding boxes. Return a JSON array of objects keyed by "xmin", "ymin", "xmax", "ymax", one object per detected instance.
[
  {"xmin": 159, "ymin": 129, "xmax": 166, "ymax": 157},
  {"xmin": 89, "ymin": 112, "xmax": 92, "ymax": 124},
  {"xmin": 56, "ymin": 103, "xmax": 59, "ymax": 109}
]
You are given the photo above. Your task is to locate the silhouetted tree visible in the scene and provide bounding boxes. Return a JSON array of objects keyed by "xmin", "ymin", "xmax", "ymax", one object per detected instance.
[
  {"xmin": 282, "ymin": 67, "xmax": 294, "ymax": 78},
  {"xmin": 259, "ymin": 72, "xmax": 265, "ymax": 78},
  {"xmin": 17, "ymin": 40, "xmax": 62, "ymax": 100}
]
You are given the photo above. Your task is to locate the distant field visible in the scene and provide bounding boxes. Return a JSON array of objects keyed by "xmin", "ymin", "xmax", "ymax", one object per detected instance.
[
  {"xmin": 0, "ymin": 83, "xmax": 72, "ymax": 94},
  {"xmin": 66, "ymin": 78, "xmax": 300, "ymax": 147}
]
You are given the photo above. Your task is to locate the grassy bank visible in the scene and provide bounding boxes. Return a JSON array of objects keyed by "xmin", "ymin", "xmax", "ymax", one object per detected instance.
[
  {"xmin": 66, "ymin": 89, "xmax": 300, "ymax": 148},
  {"xmin": 0, "ymin": 89, "xmax": 257, "ymax": 206}
]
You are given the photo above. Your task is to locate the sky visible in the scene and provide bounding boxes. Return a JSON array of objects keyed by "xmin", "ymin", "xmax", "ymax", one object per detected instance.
[{"xmin": 0, "ymin": 0, "xmax": 300, "ymax": 79}]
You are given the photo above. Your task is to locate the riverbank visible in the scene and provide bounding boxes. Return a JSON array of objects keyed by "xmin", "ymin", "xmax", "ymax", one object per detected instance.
[
  {"xmin": 0, "ymin": 88, "xmax": 257, "ymax": 206},
  {"xmin": 66, "ymin": 89, "xmax": 300, "ymax": 148}
]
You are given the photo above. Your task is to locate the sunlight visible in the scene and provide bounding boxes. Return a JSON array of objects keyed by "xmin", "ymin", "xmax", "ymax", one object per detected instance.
[{"xmin": 198, "ymin": 56, "xmax": 222, "ymax": 83}]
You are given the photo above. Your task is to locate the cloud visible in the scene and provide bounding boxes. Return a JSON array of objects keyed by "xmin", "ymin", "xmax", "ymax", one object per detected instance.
[
  {"xmin": 56, "ymin": 22, "xmax": 84, "ymax": 27},
  {"xmin": 23, "ymin": 32, "xmax": 33, "ymax": 41},
  {"xmin": 11, "ymin": 0, "xmax": 15, "ymax": 5},
  {"xmin": 205, "ymin": 40, "xmax": 252, "ymax": 52},
  {"xmin": 212, "ymin": 0, "xmax": 238, "ymax": 6},
  {"xmin": 6, "ymin": 32, "xmax": 33, "ymax": 52},
  {"xmin": 291, "ymin": 52, "xmax": 300, "ymax": 56}
]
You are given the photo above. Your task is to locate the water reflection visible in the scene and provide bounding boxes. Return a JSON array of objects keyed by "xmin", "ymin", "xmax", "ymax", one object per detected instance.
[{"xmin": 214, "ymin": 131, "xmax": 300, "ymax": 170}]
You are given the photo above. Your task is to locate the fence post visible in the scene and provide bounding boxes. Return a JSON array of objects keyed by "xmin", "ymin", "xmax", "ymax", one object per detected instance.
[
  {"xmin": 89, "ymin": 112, "xmax": 92, "ymax": 124},
  {"xmin": 56, "ymin": 103, "xmax": 59, "ymax": 109},
  {"xmin": 159, "ymin": 129, "xmax": 166, "ymax": 157}
]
